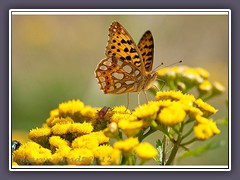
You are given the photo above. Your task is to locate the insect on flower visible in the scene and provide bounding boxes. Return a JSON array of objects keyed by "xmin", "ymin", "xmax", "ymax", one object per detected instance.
[
  {"xmin": 12, "ymin": 140, "xmax": 22, "ymax": 152},
  {"xmin": 95, "ymin": 21, "xmax": 158, "ymax": 106},
  {"xmin": 97, "ymin": 106, "xmax": 111, "ymax": 121}
]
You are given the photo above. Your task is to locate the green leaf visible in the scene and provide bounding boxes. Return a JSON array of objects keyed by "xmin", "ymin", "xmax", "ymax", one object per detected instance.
[
  {"xmin": 178, "ymin": 140, "xmax": 224, "ymax": 160},
  {"xmin": 153, "ymin": 139, "xmax": 163, "ymax": 164}
]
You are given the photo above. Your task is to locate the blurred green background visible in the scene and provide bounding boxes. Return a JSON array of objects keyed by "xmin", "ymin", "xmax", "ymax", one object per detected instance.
[{"xmin": 12, "ymin": 14, "xmax": 229, "ymax": 165}]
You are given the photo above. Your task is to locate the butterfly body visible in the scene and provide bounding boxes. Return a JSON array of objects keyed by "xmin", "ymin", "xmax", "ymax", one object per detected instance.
[{"xmin": 95, "ymin": 21, "xmax": 157, "ymax": 102}]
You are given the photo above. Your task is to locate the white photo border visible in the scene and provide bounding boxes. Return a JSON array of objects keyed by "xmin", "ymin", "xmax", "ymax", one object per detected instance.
[{"xmin": 9, "ymin": 9, "xmax": 231, "ymax": 171}]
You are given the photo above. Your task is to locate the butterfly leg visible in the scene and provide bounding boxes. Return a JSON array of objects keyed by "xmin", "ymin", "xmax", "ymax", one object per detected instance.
[
  {"xmin": 126, "ymin": 93, "xmax": 130, "ymax": 110},
  {"xmin": 137, "ymin": 92, "xmax": 141, "ymax": 106},
  {"xmin": 143, "ymin": 90, "xmax": 149, "ymax": 103}
]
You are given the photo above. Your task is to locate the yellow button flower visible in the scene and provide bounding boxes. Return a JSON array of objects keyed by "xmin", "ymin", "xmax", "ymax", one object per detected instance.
[
  {"xmin": 113, "ymin": 137, "xmax": 139, "ymax": 152},
  {"xmin": 135, "ymin": 142, "xmax": 158, "ymax": 160},
  {"xmin": 13, "ymin": 141, "xmax": 52, "ymax": 165},
  {"xmin": 132, "ymin": 101, "xmax": 159, "ymax": 120},
  {"xmin": 67, "ymin": 148, "xmax": 94, "ymax": 165},
  {"xmin": 194, "ymin": 123, "xmax": 214, "ymax": 140},
  {"xmin": 194, "ymin": 98, "xmax": 218, "ymax": 116},
  {"xmin": 158, "ymin": 103, "xmax": 186, "ymax": 126},
  {"xmin": 118, "ymin": 119, "xmax": 144, "ymax": 137}
]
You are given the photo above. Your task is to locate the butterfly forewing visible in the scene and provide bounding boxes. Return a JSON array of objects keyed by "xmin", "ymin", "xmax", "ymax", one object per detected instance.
[
  {"xmin": 137, "ymin": 31, "xmax": 154, "ymax": 72},
  {"xmin": 105, "ymin": 21, "xmax": 144, "ymax": 72}
]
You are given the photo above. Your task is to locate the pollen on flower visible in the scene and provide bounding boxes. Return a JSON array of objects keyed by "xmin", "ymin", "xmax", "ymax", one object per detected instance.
[
  {"xmin": 113, "ymin": 137, "xmax": 139, "ymax": 152},
  {"xmin": 135, "ymin": 142, "xmax": 158, "ymax": 160}
]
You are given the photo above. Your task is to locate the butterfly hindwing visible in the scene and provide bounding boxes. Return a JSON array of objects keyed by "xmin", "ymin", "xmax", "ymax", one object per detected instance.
[
  {"xmin": 137, "ymin": 31, "xmax": 154, "ymax": 72},
  {"xmin": 95, "ymin": 57, "xmax": 141, "ymax": 94}
]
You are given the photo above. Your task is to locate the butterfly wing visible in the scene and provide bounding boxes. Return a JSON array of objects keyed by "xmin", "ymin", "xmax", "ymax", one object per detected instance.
[
  {"xmin": 105, "ymin": 21, "xmax": 145, "ymax": 73},
  {"xmin": 137, "ymin": 31, "xmax": 154, "ymax": 72},
  {"xmin": 95, "ymin": 56, "xmax": 142, "ymax": 94}
]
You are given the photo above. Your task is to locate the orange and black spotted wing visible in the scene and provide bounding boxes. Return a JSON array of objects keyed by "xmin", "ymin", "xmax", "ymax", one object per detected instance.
[
  {"xmin": 105, "ymin": 21, "xmax": 144, "ymax": 72},
  {"xmin": 137, "ymin": 31, "xmax": 154, "ymax": 72}
]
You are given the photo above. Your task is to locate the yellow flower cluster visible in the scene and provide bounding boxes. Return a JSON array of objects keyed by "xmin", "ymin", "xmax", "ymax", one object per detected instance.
[
  {"xmin": 13, "ymin": 100, "xmax": 120, "ymax": 165},
  {"xmin": 13, "ymin": 87, "xmax": 221, "ymax": 165},
  {"xmin": 157, "ymin": 66, "xmax": 225, "ymax": 97}
]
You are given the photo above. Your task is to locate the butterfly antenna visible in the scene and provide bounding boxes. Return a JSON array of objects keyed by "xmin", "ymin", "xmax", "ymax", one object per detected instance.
[
  {"xmin": 163, "ymin": 60, "xmax": 182, "ymax": 68},
  {"xmin": 152, "ymin": 62, "xmax": 164, "ymax": 72}
]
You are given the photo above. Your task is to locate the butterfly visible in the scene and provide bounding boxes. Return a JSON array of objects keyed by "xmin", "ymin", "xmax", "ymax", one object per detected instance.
[{"xmin": 95, "ymin": 21, "xmax": 158, "ymax": 105}]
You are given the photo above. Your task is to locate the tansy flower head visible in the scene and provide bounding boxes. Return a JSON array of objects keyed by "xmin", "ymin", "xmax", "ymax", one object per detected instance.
[
  {"xmin": 50, "ymin": 145, "xmax": 72, "ymax": 165},
  {"xmin": 28, "ymin": 127, "xmax": 51, "ymax": 147},
  {"xmin": 111, "ymin": 113, "xmax": 136, "ymax": 123},
  {"xmin": 112, "ymin": 106, "xmax": 131, "ymax": 114},
  {"xmin": 66, "ymin": 148, "xmax": 94, "ymax": 165},
  {"xmin": 113, "ymin": 137, "xmax": 139, "ymax": 153},
  {"xmin": 194, "ymin": 98, "xmax": 218, "ymax": 117},
  {"xmin": 157, "ymin": 102, "xmax": 186, "ymax": 126},
  {"xmin": 49, "ymin": 136, "xmax": 70, "ymax": 151},
  {"xmin": 58, "ymin": 99, "xmax": 84, "ymax": 117},
  {"xmin": 92, "ymin": 146, "xmax": 122, "ymax": 165},
  {"xmin": 13, "ymin": 141, "xmax": 52, "ymax": 165},
  {"xmin": 135, "ymin": 142, "xmax": 158, "ymax": 161},
  {"xmin": 212, "ymin": 81, "xmax": 225, "ymax": 95},
  {"xmin": 118, "ymin": 119, "xmax": 144, "ymax": 137},
  {"xmin": 156, "ymin": 90, "xmax": 184, "ymax": 101},
  {"xmin": 132, "ymin": 101, "xmax": 159, "ymax": 121},
  {"xmin": 87, "ymin": 131, "xmax": 109, "ymax": 144},
  {"xmin": 47, "ymin": 117, "xmax": 74, "ymax": 127},
  {"xmin": 71, "ymin": 135, "xmax": 99, "ymax": 150},
  {"xmin": 198, "ymin": 80, "xmax": 212, "ymax": 93},
  {"xmin": 194, "ymin": 119, "xmax": 220, "ymax": 140},
  {"xmin": 68, "ymin": 122, "xmax": 93, "ymax": 135}
]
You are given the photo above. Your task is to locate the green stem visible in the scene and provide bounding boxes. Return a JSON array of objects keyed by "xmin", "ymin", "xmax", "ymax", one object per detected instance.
[
  {"xmin": 181, "ymin": 138, "xmax": 196, "ymax": 146},
  {"xmin": 162, "ymin": 135, "xmax": 167, "ymax": 165},
  {"xmin": 139, "ymin": 127, "xmax": 156, "ymax": 142},
  {"xmin": 166, "ymin": 123, "xmax": 184, "ymax": 165},
  {"xmin": 182, "ymin": 127, "xmax": 193, "ymax": 140}
]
